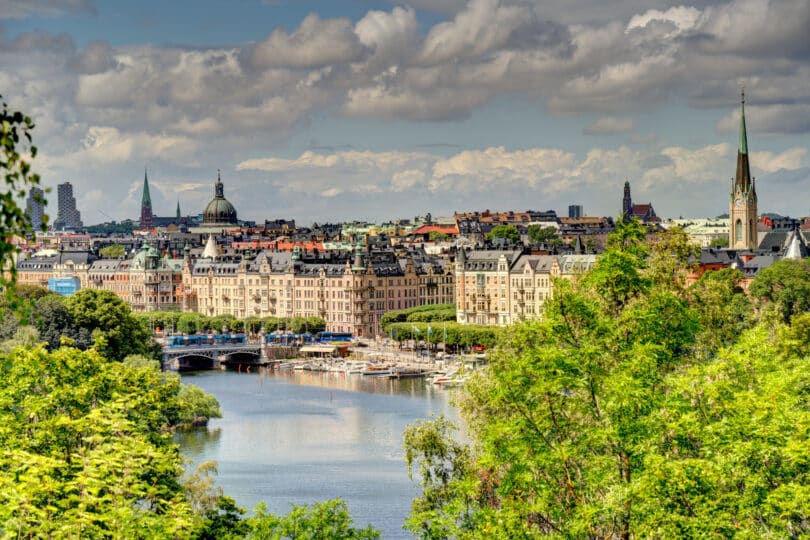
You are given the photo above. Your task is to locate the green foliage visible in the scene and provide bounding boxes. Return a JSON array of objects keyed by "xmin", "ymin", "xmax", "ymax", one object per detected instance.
[
  {"xmin": 749, "ymin": 258, "xmax": 810, "ymax": 323},
  {"xmin": 0, "ymin": 324, "xmax": 41, "ymax": 353},
  {"xmin": 1, "ymin": 94, "xmax": 47, "ymax": 307},
  {"xmin": 405, "ymin": 217, "xmax": 810, "ymax": 537},
  {"xmin": 527, "ymin": 224, "xmax": 562, "ymax": 246},
  {"xmin": 380, "ymin": 303, "xmax": 456, "ymax": 332},
  {"xmin": 177, "ymin": 313, "xmax": 206, "ymax": 335},
  {"xmin": 245, "ymin": 500, "xmax": 380, "ymax": 539},
  {"xmin": 709, "ymin": 236, "xmax": 729, "ymax": 248},
  {"xmin": 123, "ymin": 353, "xmax": 161, "ymax": 370},
  {"xmin": 176, "ymin": 384, "xmax": 223, "ymax": 427},
  {"xmin": 0, "ymin": 346, "xmax": 196, "ymax": 537},
  {"xmin": 403, "ymin": 417, "xmax": 477, "ymax": 538},
  {"xmin": 388, "ymin": 321, "xmax": 499, "ymax": 347},
  {"xmin": 171, "ymin": 313, "xmax": 326, "ymax": 336},
  {"xmin": 99, "ymin": 243, "xmax": 126, "ymax": 258},
  {"xmin": 485, "ymin": 224, "xmax": 520, "ymax": 244},
  {"xmin": 428, "ymin": 231, "xmax": 449, "ymax": 242},
  {"xmin": 65, "ymin": 288, "xmax": 154, "ymax": 361}
]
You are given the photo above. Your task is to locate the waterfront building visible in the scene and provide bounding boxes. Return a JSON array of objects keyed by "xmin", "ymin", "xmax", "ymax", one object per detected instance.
[
  {"xmin": 178, "ymin": 245, "xmax": 446, "ymax": 337},
  {"xmin": 454, "ymin": 248, "xmax": 597, "ymax": 326},
  {"xmin": 54, "ymin": 182, "xmax": 83, "ymax": 230}
]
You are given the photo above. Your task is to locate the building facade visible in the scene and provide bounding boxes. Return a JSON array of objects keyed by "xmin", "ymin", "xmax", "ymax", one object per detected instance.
[
  {"xmin": 25, "ymin": 187, "xmax": 45, "ymax": 231},
  {"xmin": 178, "ymin": 244, "xmax": 453, "ymax": 337},
  {"xmin": 455, "ymin": 248, "xmax": 597, "ymax": 326}
]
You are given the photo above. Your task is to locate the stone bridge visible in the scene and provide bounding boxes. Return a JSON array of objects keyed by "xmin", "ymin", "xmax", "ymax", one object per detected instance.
[{"xmin": 162, "ymin": 343, "xmax": 267, "ymax": 371}]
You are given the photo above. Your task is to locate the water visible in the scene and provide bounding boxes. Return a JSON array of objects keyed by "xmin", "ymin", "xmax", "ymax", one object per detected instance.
[{"xmin": 176, "ymin": 369, "xmax": 457, "ymax": 539}]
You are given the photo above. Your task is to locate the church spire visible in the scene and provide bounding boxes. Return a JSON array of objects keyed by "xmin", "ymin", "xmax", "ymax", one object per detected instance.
[
  {"xmin": 176, "ymin": 198, "xmax": 181, "ymax": 219},
  {"xmin": 141, "ymin": 168, "xmax": 152, "ymax": 208},
  {"xmin": 739, "ymin": 88, "xmax": 748, "ymax": 155},
  {"xmin": 734, "ymin": 89, "xmax": 752, "ymax": 194},
  {"xmin": 140, "ymin": 167, "xmax": 153, "ymax": 228}
]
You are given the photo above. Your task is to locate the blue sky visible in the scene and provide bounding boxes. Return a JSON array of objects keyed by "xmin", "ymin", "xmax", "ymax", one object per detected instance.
[{"xmin": 2, "ymin": 0, "xmax": 809, "ymax": 224}]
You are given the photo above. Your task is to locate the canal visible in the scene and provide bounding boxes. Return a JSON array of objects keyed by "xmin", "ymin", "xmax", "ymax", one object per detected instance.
[{"xmin": 176, "ymin": 369, "xmax": 457, "ymax": 539}]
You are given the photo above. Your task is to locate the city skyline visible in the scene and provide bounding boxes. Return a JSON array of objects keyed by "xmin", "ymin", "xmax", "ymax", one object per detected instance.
[{"xmin": 3, "ymin": 0, "xmax": 809, "ymax": 225}]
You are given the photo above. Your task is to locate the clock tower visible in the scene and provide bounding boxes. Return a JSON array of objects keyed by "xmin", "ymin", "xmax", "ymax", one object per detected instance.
[{"xmin": 729, "ymin": 90, "xmax": 758, "ymax": 250}]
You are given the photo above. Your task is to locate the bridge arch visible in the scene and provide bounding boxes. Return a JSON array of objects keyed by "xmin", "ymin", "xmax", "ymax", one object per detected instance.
[{"xmin": 174, "ymin": 354, "xmax": 218, "ymax": 371}]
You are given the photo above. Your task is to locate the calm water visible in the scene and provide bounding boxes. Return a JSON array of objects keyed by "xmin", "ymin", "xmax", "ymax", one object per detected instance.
[{"xmin": 177, "ymin": 369, "xmax": 457, "ymax": 539}]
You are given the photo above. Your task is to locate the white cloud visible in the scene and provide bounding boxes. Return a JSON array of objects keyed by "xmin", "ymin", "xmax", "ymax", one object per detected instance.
[
  {"xmin": 247, "ymin": 13, "xmax": 367, "ymax": 69},
  {"xmin": 751, "ymin": 148, "xmax": 807, "ymax": 173}
]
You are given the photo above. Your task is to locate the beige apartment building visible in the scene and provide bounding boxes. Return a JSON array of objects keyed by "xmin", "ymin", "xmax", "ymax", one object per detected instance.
[
  {"xmin": 178, "ymin": 246, "xmax": 452, "ymax": 337},
  {"xmin": 455, "ymin": 249, "xmax": 597, "ymax": 326}
]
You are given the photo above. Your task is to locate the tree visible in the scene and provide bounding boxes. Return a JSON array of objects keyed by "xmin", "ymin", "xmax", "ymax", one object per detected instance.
[
  {"xmin": 0, "ymin": 346, "xmax": 197, "ymax": 537},
  {"xmin": 406, "ymin": 217, "xmax": 810, "ymax": 537},
  {"xmin": 245, "ymin": 500, "xmax": 380, "ymax": 539},
  {"xmin": 1, "ymin": 95, "xmax": 47, "ymax": 308},
  {"xmin": 749, "ymin": 258, "xmax": 810, "ymax": 323},
  {"xmin": 65, "ymin": 288, "xmax": 155, "ymax": 361},
  {"xmin": 527, "ymin": 224, "xmax": 561, "ymax": 246},
  {"xmin": 99, "ymin": 243, "xmax": 126, "ymax": 258},
  {"xmin": 485, "ymin": 224, "xmax": 520, "ymax": 244},
  {"xmin": 428, "ymin": 231, "xmax": 449, "ymax": 242},
  {"xmin": 709, "ymin": 236, "xmax": 729, "ymax": 248}
]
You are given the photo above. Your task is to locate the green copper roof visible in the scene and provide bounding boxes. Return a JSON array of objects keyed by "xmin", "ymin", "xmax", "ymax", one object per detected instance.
[
  {"xmin": 739, "ymin": 92, "xmax": 748, "ymax": 155},
  {"xmin": 176, "ymin": 199, "xmax": 181, "ymax": 218},
  {"xmin": 141, "ymin": 168, "xmax": 152, "ymax": 208}
]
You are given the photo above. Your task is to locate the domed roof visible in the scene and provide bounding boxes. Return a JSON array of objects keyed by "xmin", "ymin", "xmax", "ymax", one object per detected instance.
[{"xmin": 203, "ymin": 170, "xmax": 238, "ymax": 225}]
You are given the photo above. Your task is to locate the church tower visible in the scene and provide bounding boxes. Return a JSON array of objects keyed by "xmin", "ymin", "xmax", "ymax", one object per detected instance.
[
  {"xmin": 140, "ymin": 168, "xmax": 153, "ymax": 229},
  {"xmin": 728, "ymin": 90, "xmax": 758, "ymax": 250},
  {"xmin": 622, "ymin": 180, "xmax": 632, "ymax": 217}
]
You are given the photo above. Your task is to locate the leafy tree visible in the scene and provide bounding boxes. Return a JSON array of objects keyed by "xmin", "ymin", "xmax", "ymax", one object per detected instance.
[
  {"xmin": 484, "ymin": 224, "xmax": 520, "ymax": 244},
  {"xmin": 245, "ymin": 500, "xmax": 380, "ymax": 539},
  {"xmin": 1, "ymin": 94, "xmax": 47, "ymax": 307},
  {"xmin": 65, "ymin": 288, "xmax": 154, "ymax": 361},
  {"xmin": 709, "ymin": 236, "xmax": 729, "ymax": 248},
  {"xmin": 405, "ymin": 218, "xmax": 810, "ymax": 538},
  {"xmin": 0, "ymin": 324, "xmax": 41, "ymax": 353},
  {"xmin": 176, "ymin": 384, "xmax": 223, "ymax": 427},
  {"xmin": 428, "ymin": 231, "xmax": 449, "ymax": 242},
  {"xmin": 749, "ymin": 258, "xmax": 810, "ymax": 323},
  {"xmin": 527, "ymin": 224, "xmax": 561, "ymax": 246},
  {"xmin": 0, "ymin": 346, "xmax": 197, "ymax": 537},
  {"xmin": 99, "ymin": 243, "xmax": 126, "ymax": 258},
  {"xmin": 177, "ymin": 313, "xmax": 205, "ymax": 335}
]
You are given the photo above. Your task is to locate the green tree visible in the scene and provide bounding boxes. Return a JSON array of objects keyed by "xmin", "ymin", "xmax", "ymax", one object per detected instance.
[
  {"xmin": 245, "ymin": 500, "xmax": 380, "ymax": 539},
  {"xmin": 527, "ymin": 224, "xmax": 561, "ymax": 246},
  {"xmin": 1, "ymin": 94, "xmax": 47, "ymax": 306},
  {"xmin": 428, "ymin": 231, "xmax": 449, "ymax": 242},
  {"xmin": 709, "ymin": 236, "xmax": 729, "ymax": 248},
  {"xmin": 484, "ymin": 224, "xmax": 520, "ymax": 244},
  {"xmin": 65, "ymin": 288, "xmax": 154, "ymax": 361},
  {"xmin": 0, "ymin": 346, "xmax": 197, "ymax": 537},
  {"xmin": 99, "ymin": 243, "xmax": 126, "ymax": 258},
  {"xmin": 749, "ymin": 258, "xmax": 810, "ymax": 323}
]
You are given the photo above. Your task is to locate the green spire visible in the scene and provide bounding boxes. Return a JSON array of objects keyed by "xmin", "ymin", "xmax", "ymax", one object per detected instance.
[
  {"xmin": 141, "ymin": 168, "xmax": 152, "ymax": 208},
  {"xmin": 738, "ymin": 89, "xmax": 748, "ymax": 155},
  {"xmin": 176, "ymin": 199, "xmax": 181, "ymax": 219}
]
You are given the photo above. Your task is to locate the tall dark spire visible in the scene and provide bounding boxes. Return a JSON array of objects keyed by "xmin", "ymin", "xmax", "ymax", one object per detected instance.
[
  {"xmin": 140, "ymin": 167, "xmax": 153, "ymax": 228},
  {"xmin": 176, "ymin": 199, "xmax": 181, "ymax": 219},
  {"xmin": 734, "ymin": 89, "xmax": 752, "ymax": 194}
]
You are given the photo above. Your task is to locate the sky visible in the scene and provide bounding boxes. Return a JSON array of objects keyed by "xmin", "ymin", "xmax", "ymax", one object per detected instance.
[{"xmin": 2, "ymin": 0, "xmax": 809, "ymax": 226}]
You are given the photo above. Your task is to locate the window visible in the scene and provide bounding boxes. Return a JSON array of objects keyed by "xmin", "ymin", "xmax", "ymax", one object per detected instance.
[{"xmin": 735, "ymin": 219, "xmax": 742, "ymax": 242}]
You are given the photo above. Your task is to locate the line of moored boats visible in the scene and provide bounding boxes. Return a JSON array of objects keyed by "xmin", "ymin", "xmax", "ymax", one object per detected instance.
[{"xmin": 270, "ymin": 359, "xmax": 469, "ymax": 387}]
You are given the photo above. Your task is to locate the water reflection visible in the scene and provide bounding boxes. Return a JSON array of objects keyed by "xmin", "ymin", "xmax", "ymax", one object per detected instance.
[{"xmin": 175, "ymin": 426, "xmax": 222, "ymax": 458}]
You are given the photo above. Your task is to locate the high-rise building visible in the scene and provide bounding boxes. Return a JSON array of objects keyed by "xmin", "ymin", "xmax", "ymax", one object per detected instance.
[
  {"xmin": 25, "ymin": 187, "xmax": 46, "ymax": 231},
  {"xmin": 54, "ymin": 182, "xmax": 82, "ymax": 229},
  {"xmin": 729, "ymin": 90, "xmax": 758, "ymax": 250},
  {"xmin": 140, "ymin": 169, "xmax": 153, "ymax": 229},
  {"xmin": 568, "ymin": 205, "xmax": 583, "ymax": 219}
]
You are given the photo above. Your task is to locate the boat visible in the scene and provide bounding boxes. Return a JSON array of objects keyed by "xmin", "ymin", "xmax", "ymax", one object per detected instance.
[
  {"xmin": 361, "ymin": 364, "xmax": 394, "ymax": 376},
  {"xmin": 430, "ymin": 369, "xmax": 459, "ymax": 385},
  {"xmin": 388, "ymin": 368, "xmax": 430, "ymax": 380},
  {"xmin": 276, "ymin": 362, "xmax": 295, "ymax": 370},
  {"xmin": 344, "ymin": 361, "xmax": 369, "ymax": 374}
]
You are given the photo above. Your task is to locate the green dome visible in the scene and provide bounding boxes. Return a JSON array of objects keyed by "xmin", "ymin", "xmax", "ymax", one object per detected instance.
[{"xmin": 203, "ymin": 170, "xmax": 238, "ymax": 225}]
